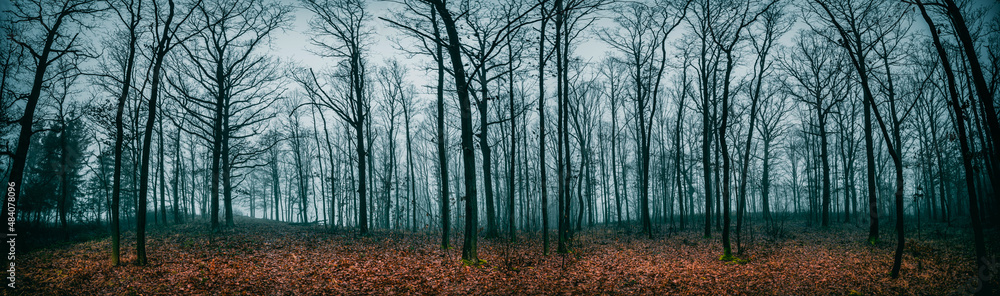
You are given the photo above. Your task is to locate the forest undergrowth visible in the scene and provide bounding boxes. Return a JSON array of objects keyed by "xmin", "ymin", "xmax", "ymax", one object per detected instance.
[{"xmin": 10, "ymin": 216, "xmax": 997, "ymax": 295}]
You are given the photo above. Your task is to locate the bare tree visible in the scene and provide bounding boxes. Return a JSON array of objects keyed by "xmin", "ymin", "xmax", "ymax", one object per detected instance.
[
  {"xmin": 707, "ymin": 0, "xmax": 776, "ymax": 260},
  {"xmin": 736, "ymin": 4, "xmax": 789, "ymax": 253},
  {"xmin": 914, "ymin": 1, "xmax": 989, "ymax": 292},
  {"xmin": 135, "ymin": 0, "xmax": 201, "ymax": 265},
  {"xmin": 172, "ymin": 0, "xmax": 290, "ymax": 231},
  {"xmin": 381, "ymin": 0, "xmax": 454, "ymax": 246},
  {"xmin": 685, "ymin": 0, "xmax": 719, "ymax": 239},
  {"xmin": 423, "ymin": 0, "xmax": 480, "ymax": 262},
  {"xmin": 597, "ymin": 57, "xmax": 626, "ymax": 229},
  {"xmin": 0, "ymin": 22, "xmax": 28, "ymax": 162},
  {"xmin": 300, "ymin": 0, "xmax": 372, "ymax": 235},
  {"xmin": 671, "ymin": 48, "xmax": 692, "ymax": 229},
  {"xmin": 755, "ymin": 80, "xmax": 791, "ymax": 222},
  {"xmin": 780, "ymin": 30, "xmax": 844, "ymax": 229},
  {"xmin": 463, "ymin": 0, "xmax": 515, "ymax": 238},
  {"xmin": 813, "ymin": 0, "xmax": 908, "ymax": 278},
  {"xmin": 935, "ymin": 0, "xmax": 1000, "ymax": 194},
  {"xmin": 288, "ymin": 95, "xmax": 312, "ymax": 223},
  {"xmin": 535, "ymin": 0, "xmax": 553, "ymax": 254},
  {"xmin": 395, "ymin": 0, "xmax": 541, "ymax": 263},
  {"xmin": 567, "ymin": 71, "xmax": 598, "ymax": 232},
  {"xmin": 101, "ymin": 0, "xmax": 141, "ymax": 267},
  {"xmin": 502, "ymin": 21, "xmax": 529, "ymax": 241},
  {"xmin": 599, "ymin": 0, "xmax": 688, "ymax": 239},
  {"xmin": 399, "ymin": 74, "xmax": 417, "ymax": 232},
  {"xmin": 810, "ymin": 0, "xmax": 903, "ymax": 248},
  {"xmin": 374, "ymin": 59, "xmax": 409, "ymax": 229}
]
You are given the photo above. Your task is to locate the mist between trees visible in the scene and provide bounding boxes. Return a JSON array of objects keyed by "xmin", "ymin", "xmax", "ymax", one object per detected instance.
[{"xmin": 0, "ymin": 0, "xmax": 997, "ymax": 287}]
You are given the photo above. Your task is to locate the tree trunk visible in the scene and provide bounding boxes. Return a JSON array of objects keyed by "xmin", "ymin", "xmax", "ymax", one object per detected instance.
[
  {"xmin": 537, "ymin": 4, "xmax": 550, "ymax": 254},
  {"xmin": 352, "ymin": 50, "xmax": 369, "ymax": 235},
  {"xmin": 136, "ymin": 48, "xmax": 169, "ymax": 266},
  {"xmin": 429, "ymin": 0, "xmax": 478, "ymax": 262},
  {"xmin": 761, "ymin": 138, "xmax": 772, "ymax": 221},
  {"xmin": 820, "ymin": 111, "xmax": 830, "ymax": 227},
  {"xmin": 159, "ymin": 109, "xmax": 167, "ymax": 225},
  {"xmin": 173, "ymin": 127, "xmax": 181, "ymax": 224},
  {"xmin": 719, "ymin": 54, "xmax": 734, "ymax": 259},
  {"xmin": 480, "ymin": 94, "xmax": 498, "ymax": 238},
  {"xmin": 864, "ymin": 72, "xmax": 878, "ymax": 243},
  {"xmin": 675, "ymin": 64, "xmax": 688, "ymax": 228},
  {"xmin": 700, "ymin": 27, "xmax": 713, "ymax": 237},
  {"xmin": 508, "ymin": 41, "xmax": 517, "ymax": 242},
  {"xmin": 431, "ymin": 5, "xmax": 450, "ymax": 249},
  {"xmin": 406, "ymin": 103, "xmax": 416, "ymax": 232}
]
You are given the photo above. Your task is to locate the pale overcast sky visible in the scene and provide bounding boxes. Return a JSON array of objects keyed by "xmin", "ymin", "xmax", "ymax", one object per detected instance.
[{"xmin": 2, "ymin": 0, "xmax": 998, "ymax": 103}]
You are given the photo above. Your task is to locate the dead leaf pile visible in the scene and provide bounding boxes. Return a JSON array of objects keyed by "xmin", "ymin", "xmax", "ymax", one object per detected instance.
[{"xmin": 8, "ymin": 217, "xmax": 996, "ymax": 295}]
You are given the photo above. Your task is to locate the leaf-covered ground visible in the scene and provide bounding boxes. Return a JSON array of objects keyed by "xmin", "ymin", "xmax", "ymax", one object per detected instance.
[{"xmin": 10, "ymin": 216, "xmax": 998, "ymax": 295}]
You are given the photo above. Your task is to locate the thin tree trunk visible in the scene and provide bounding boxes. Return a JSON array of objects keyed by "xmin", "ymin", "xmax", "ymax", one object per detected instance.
[
  {"xmin": 537, "ymin": 3, "xmax": 550, "ymax": 255},
  {"xmin": 431, "ymin": 5, "xmax": 450, "ymax": 249},
  {"xmin": 173, "ymin": 121, "xmax": 182, "ymax": 224}
]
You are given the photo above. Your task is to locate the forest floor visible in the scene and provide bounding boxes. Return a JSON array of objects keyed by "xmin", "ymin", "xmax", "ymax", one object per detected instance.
[{"xmin": 9, "ymin": 216, "xmax": 999, "ymax": 295}]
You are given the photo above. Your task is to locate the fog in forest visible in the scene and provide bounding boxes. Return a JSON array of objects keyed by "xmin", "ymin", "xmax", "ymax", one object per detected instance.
[{"xmin": 1, "ymin": 0, "xmax": 998, "ymax": 294}]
